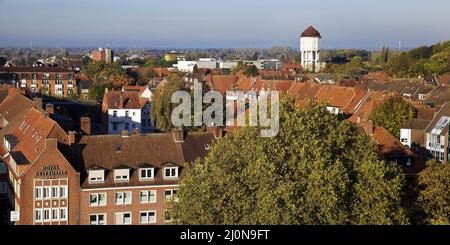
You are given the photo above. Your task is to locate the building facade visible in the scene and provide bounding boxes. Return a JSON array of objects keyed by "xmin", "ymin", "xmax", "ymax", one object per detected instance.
[
  {"xmin": 0, "ymin": 67, "xmax": 77, "ymax": 98},
  {"xmin": 0, "ymin": 93, "xmax": 219, "ymax": 225},
  {"xmin": 102, "ymin": 91, "xmax": 152, "ymax": 134},
  {"xmin": 425, "ymin": 102, "xmax": 450, "ymax": 163},
  {"xmin": 91, "ymin": 48, "xmax": 114, "ymax": 63},
  {"xmin": 300, "ymin": 26, "xmax": 321, "ymax": 73}
]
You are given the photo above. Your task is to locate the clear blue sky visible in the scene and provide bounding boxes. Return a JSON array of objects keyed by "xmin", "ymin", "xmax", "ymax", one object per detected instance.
[{"xmin": 1, "ymin": 0, "xmax": 449, "ymax": 49}]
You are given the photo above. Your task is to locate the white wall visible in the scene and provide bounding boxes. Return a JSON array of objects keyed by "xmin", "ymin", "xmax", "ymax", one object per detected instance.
[
  {"xmin": 176, "ymin": 61, "xmax": 197, "ymax": 72},
  {"xmin": 300, "ymin": 36, "xmax": 321, "ymax": 72},
  {"xmin": 400, "ymin": 129, "xmax": 411, "ymax": 147},
  {"xmin": 107, "ymin": 104, "xmax": 152, "ymax": 134}
]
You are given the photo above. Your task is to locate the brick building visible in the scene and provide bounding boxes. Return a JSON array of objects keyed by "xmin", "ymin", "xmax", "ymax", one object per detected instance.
[
  {"xmin": 0, "ymin": 67, "xmax": 77, "ymax": 98},
  {"xmin": 0, "ymin": 91, "xmax": 219, "ymax": 225}
]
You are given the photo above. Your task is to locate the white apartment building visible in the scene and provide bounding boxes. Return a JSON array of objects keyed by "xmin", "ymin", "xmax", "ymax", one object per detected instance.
[{"xmin": 102, "ymin": 91, "xmax": 153, "ymax": 134}]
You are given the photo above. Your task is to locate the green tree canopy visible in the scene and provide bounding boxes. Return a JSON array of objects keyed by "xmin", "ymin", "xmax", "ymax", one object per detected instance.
[
  {"xmin": 417, "ymin": 160, "xmax": 450, "ymax": 225},
  {"xmin": 369, "ymin": 97, "xmax": 416, "ymax": 139},
  {"xmin": 172, "ymin": 100, "xmax": 408, "ymax": 225},
  {"xmin": 150, "ymin": 73, "xmax": 188, "ymax": 131}
]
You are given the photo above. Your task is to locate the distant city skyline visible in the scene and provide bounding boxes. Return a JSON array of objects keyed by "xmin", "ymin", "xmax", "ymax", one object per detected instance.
[{"xmin": 1, "ymin": 0, "xmax": 450, "ymax": 50}]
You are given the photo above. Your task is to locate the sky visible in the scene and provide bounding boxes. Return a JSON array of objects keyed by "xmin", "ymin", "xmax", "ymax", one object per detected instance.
[{"xmin": 1, "ymin": 0, "xmax": 450, "ymax": 50}]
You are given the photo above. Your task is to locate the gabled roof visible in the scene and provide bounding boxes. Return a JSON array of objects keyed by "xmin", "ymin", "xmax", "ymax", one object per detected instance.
[
  {"xmin": 425, "ymin": 102, "xmax": 450, "ymax": 134},
  {"xmin": 102, "ymin": 91, "xmax": 148, "ymax": 110},
  {"xmin": 290, "ymin": 82, "xmax": 368, "ymax": 114},
  {"xmin": 373, "ymin": 126, "xmax": 415, "ymax": 158},
  {"xmin": 204, "ymin": 75, "xmax": 238, "ymax": 95},
  {"xmin": 72, "ymin": 131, "xmax": 216, "ymax": 188},
  {"xmin": 10, "ymin": 108, "xmax": 59, "ymax": 164}
]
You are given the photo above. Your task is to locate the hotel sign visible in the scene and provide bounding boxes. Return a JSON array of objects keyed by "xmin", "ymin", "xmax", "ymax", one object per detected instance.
[{"xmin": 36, "ymin": 165, "xmax": 67, "ymax": 177}]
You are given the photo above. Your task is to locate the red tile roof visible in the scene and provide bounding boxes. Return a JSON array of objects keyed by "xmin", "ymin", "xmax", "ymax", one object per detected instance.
[
  {"xmin": 290, "ymin": 82, "xmax": 368, "ymax": 114},
  {"xmin": 102, "ymin": 91, "xmax": 148, "ymax": 110},
  {"xmin": 204, "ymin": 75, "xmax": 238, "ymax": 95}
]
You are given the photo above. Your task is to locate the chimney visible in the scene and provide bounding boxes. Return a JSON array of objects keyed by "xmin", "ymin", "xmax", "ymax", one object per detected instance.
[
  {"xmin": 33, "ymin": 97, "xmax": 43, "ymax": 110},
  {"xmin": 45, "ymin": 104, "xmax": 55, "ymax": 116},
  {"xmin": 80, "ymin": 117, "xmax": 91, "ymax": 135},
  {"xmin": 207, "ymin": 126, "xmax": 223, "ymax": 139},
  {"xmin": 119, "ymin": 93, "xmax": 124, "ymax": 109},
  {"xmin": 172, "ymin": 128, "xmax": 185, "ymax": 143},
  {"xmin": 68, "ymin": 131, "xmax": 76, "ymax": 145},
  {"xmin": 121, "ymin": 130, "xmax": 130, "ymax": 138}
]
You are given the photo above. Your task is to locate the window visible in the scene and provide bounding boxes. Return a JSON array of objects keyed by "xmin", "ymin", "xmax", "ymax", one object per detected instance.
[
  {"xmin": 60, "ymin": 208, "xmax": 67, "ymax": 221},
  {"xmin": 89, "ymin": 193, "xmax": 107, "ymax": 207},
  {"xmin": 112, "ymin": 122, "xmax": 118, "ymax": 131},
  {"xmin": 115, "ymin": 212, "xmax": 131, "ymax": 225},
  {"xmin": 139, "ymin": 168, "xmax": 154, "ymax": 180},
  {"xmin": 140, "ymin": 190, "xmax": 156, "ymax": 203},
  {"xmin": 43, "ymin": 187, "xmax": 50, "ymax": 199},
  {"xmin": 35, "ymin": 209, "xmax": 42, "ymax": 222},
  {"xmin": 114, "ymin": 169, "xmax": 130, "ymax": 182},
  {"xmin": 115, "ymin": 192, "xmax": 132, "ymax": 205},
  {"xmin": 35, "ymin": 187, "xmax": 43, "ymax": 200},
  {"xmin": 164, "ymin": 189, "xmax": 178, "ymax": 202},
  {"xmin": 51, "ymin": 186, "xmax": 59, "ymax": 199},
  {"xmin": 125, "ymin": 122, "xmax": 130, "ymax": 131},
  {"xmin": 125, "ymin": 111, "xmax": 129, "ymax": 117},
  {"xmin": 140, "ymin": 211, "xmax": 156, "ymax": 224},
  {"xmin": 88, "ymin": 170, "xmax": 105, "ymax": 183},
  {"xmin": 52, "ymin": 208, "xmax": 59, "ymax": 220},
  {"xmin": 60, "ymin": 186, "xmax": 68, "ymax": 198},
  {"xmin": 164, "ymin": 166, "xmax": 178, "ymax": 179},
  {"xmin": 43, "ymin": 209, "xmax": 50, "ymax": 221},
  {"xmin": 113, "ymin": 110, "xmax": 117, "ymax": 117},
  {"xmin": 90, "ymin": 214, "xmax": 106, "ymax": 225}
]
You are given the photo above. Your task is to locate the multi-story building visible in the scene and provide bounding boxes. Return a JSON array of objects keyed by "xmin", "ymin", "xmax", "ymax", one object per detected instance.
[
  {"xmin": 0, "ymin": 91, "xmax": 220, "ymax": 225},
  {"xmin": 0, "ymin": 67, "xmax": 77, "ymax": 98},
  {"xmin": 300, "ymin": 26, "xmax": 321, "ymax": 73},
  {"xmin": 425, "ymin": 102, "xmax": 450, "ymax": 163},
  {"xmin": 102, "ymin": 90, "xmax": 153, "ymax": 134},
  {"xmin": 91, "ymin": 48, "xmax": 114, "ymax": 63}
]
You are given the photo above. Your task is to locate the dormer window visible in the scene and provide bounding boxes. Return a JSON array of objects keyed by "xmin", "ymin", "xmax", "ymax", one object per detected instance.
[
  {"xmin": 204, "ymin": 144, "xmax": 211, "ymax": 150},
  {"xmin": 114, "ymin": 168, "xmax": 130, "ymax": 182},
  {"xmin": 88, "ymin": 170, "xmax": 105, "ymax": 183},
  {"xmin": 139, "ymin": 168, "xmax": 154, "ymax": 181},
  {"xmin": 164, "ymin": 166, "xmax": 178, "ymax": 179}
]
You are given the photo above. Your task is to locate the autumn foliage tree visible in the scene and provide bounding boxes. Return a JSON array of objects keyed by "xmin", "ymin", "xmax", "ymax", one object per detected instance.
[
  {"xmin": 370, "ymin": 96, "xmax": 416, "ymax": 139},
  {"xmin": 150, "ymin": 73, "xmax": 187, "ymax": 131},
  {"xmin": 417, "ymin": 160, "xmax": 450, "ymax": 225},
  {"xmin": 172, "ymin": 100, "xmax": 408, "ymax": 225}
]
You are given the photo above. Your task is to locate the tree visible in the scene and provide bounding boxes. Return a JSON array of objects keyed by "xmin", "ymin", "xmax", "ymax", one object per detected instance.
[
  {"xmin": 81, "ymin": 61, "xmax": 104, "ymax": 80},
  {"xmin": 150, "ymin": 73, "xmax": 188, "ymax": 131},
  {"xmin": 416, "ymin": 160, "xmax": 450, "ymax": 225},
  {"xmin": 172, "ymin": 100, "xmax": 408, "ymax": 225},
  {"xmin": 370, "ymin": 97, "xmax": 416, "ymax": 139},
  {"xmin": 107, "ymin": 74, "xmax": 134, "ymax": 88},
  {"xmin": 137, "ymin": 66, "xmax": 157, "ymax": 85},
  {"xmin": 88, "ymin": 82, "xmax": 111, "ymax": 100}
]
